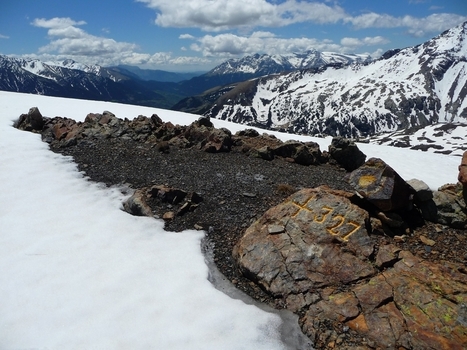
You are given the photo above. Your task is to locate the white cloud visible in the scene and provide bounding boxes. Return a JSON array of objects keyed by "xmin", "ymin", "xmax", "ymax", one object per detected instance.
[
  {"xmin": 32, "ymin": 17, "xmax": 87, "ymax": 29},
  {"xmin": 0, "ymin": 34, "xmax": 9, "ymax": 39},
  {"xmin": 179, "ymin": 34, "xmax": 195, "ymax": 39},
  {"xmin": 345, "ymin": 12, "xmax": 467, "ymax": 37},
  {"xmin": 187, "ymin": 32, "xmax": 343, "ymax": 57},
  {"xmin": 136, "ymin": 0, "xmax": 347, "ymax": 31},
  {"xmin": 341, "ymin": 36, "xmax": 389, "ymax": 49},
  {"xmin": 32, "ymin": 17, "xmax": 138, "ymax": 57}
]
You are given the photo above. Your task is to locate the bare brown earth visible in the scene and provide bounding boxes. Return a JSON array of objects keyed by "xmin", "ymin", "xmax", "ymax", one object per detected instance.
[{"xmin": 50, "ymin": 135, "xmax": 467, "ymax": 349}]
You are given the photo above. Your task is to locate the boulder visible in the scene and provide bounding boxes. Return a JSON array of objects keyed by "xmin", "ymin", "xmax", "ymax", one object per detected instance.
[
  {"xmin": 15, "ymin": 107, "xmax": 45, "ymax": 132},
  {"xmin": 122, "ymin": 189, "xmax": 153, "ymax": 217},
  {"xmin": 432, "ymin": 183, "xmax": 467, "ymax": 228},
  {"xmin": 249, "ymin": 145, "xmax": 274, "ymax": 161},
  {"xmin": 348, "ymin": 158, "xmax": 414, "ymax": 212},
  {"xmin": 234, "ymin": 186, "xmax": 467, "ymax": 349},
  {"xmin": 184, "ymin": 123, "xmax": 232, "ymax": 153},
  {"xmin": 407, "ymin": 178, "xmax": 433, "ymax": 202},
  {"xmin": 236, "ymin": 128, "xmax": 260, "ymax": 137},
  {"xmin": 202, "ymin": 127, "xmax": 232, "ymax": 153},
  {"xmin": 233, "ymin": 186, "xmax": 375, "ymax": 301},
  {"xmin": 328, "ymin": 137, "xmax": 366, "ymax": 171},
  {"xmin": 272, "ymin": 140, "xmax": 322, "ymax": 165}
]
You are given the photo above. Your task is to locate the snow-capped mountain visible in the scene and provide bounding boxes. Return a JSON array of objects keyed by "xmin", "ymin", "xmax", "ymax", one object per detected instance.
[
  {"xmin": 0, "ymin": 55, "xmax": 183, "ymax": 107},
  {"xmin": 200, "ymin": 21, "xmax": 467, "ymax": 138},
  {"xmin": 207, "ymin": 50, "xmax": 371, "ymax": 76}
]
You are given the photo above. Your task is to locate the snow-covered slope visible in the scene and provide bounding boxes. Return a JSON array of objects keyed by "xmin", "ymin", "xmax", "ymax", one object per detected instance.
[
  {"xmin": 206, "ymin": 21, "xmax": 467, "ymax": 138},
  {"xmin": 365, "ymin": 122, "xmax": 467, "ymax": 157}
]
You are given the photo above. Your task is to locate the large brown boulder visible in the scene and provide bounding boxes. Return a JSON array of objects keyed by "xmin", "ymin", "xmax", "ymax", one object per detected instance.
[{"xmin": 233, "ymin": 186, "xmax": 375, "ymax": 309}]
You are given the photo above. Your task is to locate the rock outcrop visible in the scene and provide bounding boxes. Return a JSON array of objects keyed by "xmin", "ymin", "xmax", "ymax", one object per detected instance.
[{"xmin": 234, "ymin": 161, "xmax": 467, "ymax": 349}]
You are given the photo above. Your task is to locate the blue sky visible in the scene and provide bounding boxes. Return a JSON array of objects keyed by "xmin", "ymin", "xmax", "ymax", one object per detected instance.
[{"xmin": 0, "ymin": 0, "xmax": 466, "ymax": 72}]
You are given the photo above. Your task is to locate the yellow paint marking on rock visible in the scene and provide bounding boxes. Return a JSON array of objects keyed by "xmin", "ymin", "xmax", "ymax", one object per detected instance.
[{"xmin": 358, "ymin": 175, "xmax": 376, "ymax": 187}]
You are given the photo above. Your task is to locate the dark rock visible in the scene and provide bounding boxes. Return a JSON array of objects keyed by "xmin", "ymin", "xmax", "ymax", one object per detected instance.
[
  {"xmin": 15, "ymin": 107, "xmax": 45, "ymax": 132},
  {"xmin": 272, "ymin": 140, "xmax": 322, "ymax": 165},
  {"xmin": 249, "ymin": 145, "xmax": 274, "ymax": 161},
  {"xmin": 348, "ymin": 158, "xmax": 414, "ymax": 212},
  {"xmin": 407, "ymin": 178, "xmax": 433, "ymax": 202},
  {"xmin": 149, "ymin": 185, "xmax": 187, "ymax": 205},
  {"xmin": 196, "ymin": 116, "xmax": 213, "ymax": 128},
  {"xmin": 236, "ymin": 128, "xmax": 260, "ymax": 137},
  {"xmin": 328, "ymin": 137, "xmax": 366, "ymax": 171}
]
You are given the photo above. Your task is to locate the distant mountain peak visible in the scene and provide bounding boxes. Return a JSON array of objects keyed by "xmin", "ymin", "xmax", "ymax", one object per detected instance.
[{"xmin": 207, "ymin": 50, "xmax": 372, "ymax": 76}]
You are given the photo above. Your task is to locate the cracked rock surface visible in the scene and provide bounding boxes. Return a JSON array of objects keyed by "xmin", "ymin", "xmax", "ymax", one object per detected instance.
[{"xmin": 234, "ymin": 187, "xmax": 467, "ymax": 349}]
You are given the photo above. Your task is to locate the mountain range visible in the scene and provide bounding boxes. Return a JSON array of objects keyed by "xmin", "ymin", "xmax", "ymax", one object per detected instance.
[
  {"xmin": 0, "ymin": 50, "xmax": 370, "ymax": 110},
  {"xmin": 185, "ymin": 21, "xmax": 467, "ymax": 138}
]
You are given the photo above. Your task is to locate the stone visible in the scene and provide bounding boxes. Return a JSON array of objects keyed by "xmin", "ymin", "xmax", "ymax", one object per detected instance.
[
  {"xmin": 407, "ymin": 178, "xmax": 433, "ymax": 202},
  {"xmin": 162, "ymin": 211, "xmax": 175, "ymax": 220},
  {"xmin": 149, "ymin": 185, "xmax": 188, "ymax": 205},
  {"xmin": 432, "ymin": 184, "xmax": 467, "ymax": 228},
  {"xmin": 196, "ymin": 116, "xmax": 213, "ymax": 128},
  {"xmin": 122, "ymin": 189, "xmax": 153, "ymax": 217},
  {"xmin": 272, "ymin": 140, "xmax": 322, "ymax": 165},
  {"xmin": 458, "ymin": 151, "xmax": 467, "ymax": 186},
  {"xmin": 419, "ymin": 235, "xmax": 436, "ymax": 246},
  {"xmin": 233, "ymin": 186, "xmax": 375, "ymax": 300},
  {"xmin": 460, "ymin": 151, "xmax": 467, "ymax": 203},
  {"xmin": 348, "ymin": 157, "xmax": 414, "ymax": 212},
  {"xmin": 236, "ymin": 128, "xmax": 259, "ymax": 137},
  {"xmin": 249, "ymin": 145, "xmax": 274, "ymax": 161},
  {"xmin": 328, "ymin": 137, "xmax": 366, "ymax": 171},
  {"xmin": 15, "ymin": 107, "xmax": 45, "ymax": 132}
]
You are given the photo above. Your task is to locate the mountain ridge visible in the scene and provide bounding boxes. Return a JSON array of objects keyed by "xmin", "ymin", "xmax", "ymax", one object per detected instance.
[
  {"xmin": 0, "ymin": 50, "xmax": 372, "ymax": 110},
  {"xmin": 184, "ymin": 21, "xmax": 467, "ymax": 138}
]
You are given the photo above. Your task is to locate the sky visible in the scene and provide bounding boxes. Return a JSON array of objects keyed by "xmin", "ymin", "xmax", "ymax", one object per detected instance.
[
  {"xmin": 0, "ymin": 91, "xmax": 460, "ymax": 348},
  {"xmin": 0, "ymin": 0, "xmax": 466, "ymax": 72}
]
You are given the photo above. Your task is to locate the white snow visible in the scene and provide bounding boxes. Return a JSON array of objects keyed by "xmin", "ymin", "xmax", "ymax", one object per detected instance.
[{"xmin": 0, "ymin": 91, "xmax": 461, "ymax": 349}]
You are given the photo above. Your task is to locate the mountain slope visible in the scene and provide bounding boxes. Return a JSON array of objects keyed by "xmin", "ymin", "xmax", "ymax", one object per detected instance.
[
  {"xmin": 200, "ymin": 21, "xmax": 467, "ymax": 138},
  {"xmin": 0, "ymin": 56, "xmax": 186, "ymax": 108},
  {"xmin": 176, "ymin": 50, "xmax": 370, "ymax": 97}
]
